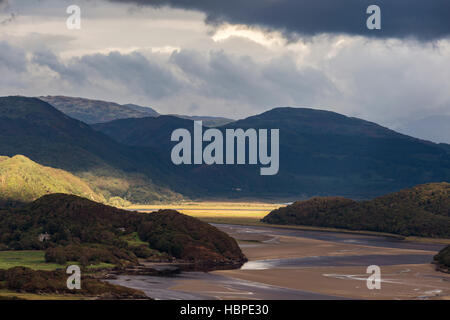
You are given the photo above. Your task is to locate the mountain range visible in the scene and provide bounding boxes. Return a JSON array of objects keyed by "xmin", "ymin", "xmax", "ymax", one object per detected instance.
[
  {"xmin": 1, "ymin": 96, "xmax": 449, "ymax": 202},
  {"xmin": 40, "ymin": 96, "xmax": 234, "ymax": 127},
  {"xmin": 94, "ymin": 106, "xmax": 450, "ymax": 199}
]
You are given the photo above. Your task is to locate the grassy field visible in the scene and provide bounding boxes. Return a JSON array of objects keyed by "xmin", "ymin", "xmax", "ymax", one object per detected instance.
[
  {"xmin": 0, "ymin": 251, "xmax": 64, "ymax": 270},
  {"xmin": 130, "ymin": 201, "xmax": 450, "ymax": 244},
  {"xmin": 0, "ymin": 251, "xmax": 114, "ymax": 271}
]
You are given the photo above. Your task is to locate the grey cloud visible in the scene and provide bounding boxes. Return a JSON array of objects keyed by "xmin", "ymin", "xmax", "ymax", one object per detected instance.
[
  {"xmin": 32, "ymin": 50, "xmax": 87, "ymax": 84},
  {"xmin": 0, "ymin": 41, "xmax": 27, "ymax": 72},
  {"xmin": 170, "ymin": 50, "xmax": 335, "ymax": 108},
  {"xmin": 75, "ymin": 52, "xmax": 183, "ymax": 99},
  {"xmin": 109, "ymin": 0, "xmax": 450, "ymax": 40},
  {"xmin": 312, "ymin": 39, "xmax": 450, "ymax": 129},
  {"xmin": 3, "ymin": 39, "xmax": 335, "ymax": 115},
  {"xmin": 31, "ymin": 50, "xmax": 182, "ymax": 100},
  {"xmin": 261, "ymin": 57, "xmax": 336, "ymax": 105},
  {"xmin": 0, "ymin": 12, "xmax": 14, "ymax": 25}
]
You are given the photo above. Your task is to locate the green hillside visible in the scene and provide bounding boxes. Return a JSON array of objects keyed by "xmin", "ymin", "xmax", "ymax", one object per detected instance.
[
  {"xmin": 262, "ymin": 182, "xmax": 450, "ymax": 238},
  {"xmin": 0, "ymin": 155, "xmax": 105, "ymax": 204}
]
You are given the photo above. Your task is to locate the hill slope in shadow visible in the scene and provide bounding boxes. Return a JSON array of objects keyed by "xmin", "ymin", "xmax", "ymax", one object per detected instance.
[
  {"xmin": 262, "ymin": 182, "xmax": 450, "ymax": 238},
  {"xmin": 94, "ymin": 107, "xmax": 450, "ymax": 199}
]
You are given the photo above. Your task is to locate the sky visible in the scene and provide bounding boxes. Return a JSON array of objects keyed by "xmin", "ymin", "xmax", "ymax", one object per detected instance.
[{"xmin": 1, "ymin": 0, "xmax": 450, "ymax": 143}]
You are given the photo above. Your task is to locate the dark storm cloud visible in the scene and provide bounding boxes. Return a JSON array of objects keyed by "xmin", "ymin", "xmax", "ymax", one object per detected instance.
[{"xmin": 108, "ymin": 0, "xmax": 450, "ymax": 40}]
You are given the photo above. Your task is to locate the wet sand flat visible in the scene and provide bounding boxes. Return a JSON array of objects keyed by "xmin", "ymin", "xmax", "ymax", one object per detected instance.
[
  {"xmin": 209, "ymin": 225, "xmax": 450, "ymax": 300},
  {"xmin": 215, "ymin": 264, "xmax": 450, "ymax": 300},
  {"xmin": 108, "ymin": 272, "xmax": 342, "ymax": 300}
]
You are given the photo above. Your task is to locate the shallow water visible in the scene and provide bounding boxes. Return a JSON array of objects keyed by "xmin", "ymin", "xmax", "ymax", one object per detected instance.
[
  {"xmin": 240, "ymin": 254, "xmax": 435, "ymax": 270},
  {"xmin": 215, "ymin": 224, "xmax": 446, "ymax": 252}
]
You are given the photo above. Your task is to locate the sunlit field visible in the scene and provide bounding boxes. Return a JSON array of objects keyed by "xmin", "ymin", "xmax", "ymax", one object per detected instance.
[
  {"xmin": 127, "ymin": 201, "xmax": 285, "ymax": 224},
  {"xmin": 0, "ymin": 251, "xmax": 63, "ymax": 271}
]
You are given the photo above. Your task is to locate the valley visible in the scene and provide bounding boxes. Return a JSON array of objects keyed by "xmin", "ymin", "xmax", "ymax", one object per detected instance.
[
  {"xmin": 1, "ymin": 0, "xmax": 449, "ymax": 308},
  {"xmin": 0, "ymin": 96, "xmax": 449, "ymax": 301}
]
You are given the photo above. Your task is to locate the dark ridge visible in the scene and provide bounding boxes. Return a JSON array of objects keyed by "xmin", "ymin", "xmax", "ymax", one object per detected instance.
[{"xmin": 262, "ymin": 182, "xmax": 450, "ymax": 238}]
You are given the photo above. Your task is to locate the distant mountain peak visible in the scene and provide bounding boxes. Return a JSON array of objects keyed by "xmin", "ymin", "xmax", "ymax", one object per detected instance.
[
  {"xmin": 39, "ymin": 95, "xmax": 234, "ymax": 127},
  {"xmin": 39, "ymin": 95, "xmax": 160, "ymax": 124}
]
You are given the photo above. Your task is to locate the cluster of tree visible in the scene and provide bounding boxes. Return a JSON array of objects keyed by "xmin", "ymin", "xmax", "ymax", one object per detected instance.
[
  {"xmin": 44, "ymin": 243, "xmax": 165, "ymax": 267},
  {"xmin": 0, "ymin": 194, "xmax": 245, "ymax": 267},
  {"xmin": 45, "ymin": 244, "xmax": 135, "ymax": 266},
  {"xmin": 137, "ymin": 210, "xmax": 245, "ymax": 262},
  {"xmin": 0, "ymin": 267, "xmax": 148, "ymax": 298},
  {"xmin": 434, "ymin": 245, "xmax": 450, "ymax": 272},
  {"xmin": 262, "ymin": 183, "xmax": 450, "ymax": 238}
]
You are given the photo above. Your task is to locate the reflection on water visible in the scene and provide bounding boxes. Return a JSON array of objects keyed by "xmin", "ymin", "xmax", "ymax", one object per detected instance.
[
  {"xmin": 240, "ymin": 254, "xmax": 435, "ymax": 270},
  {"xmin": 241, "ymin": 260, "xmax": 276, "ymax": 270}
]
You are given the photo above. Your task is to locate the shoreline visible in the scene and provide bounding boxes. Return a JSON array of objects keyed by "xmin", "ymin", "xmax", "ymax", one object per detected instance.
[{"xmin": 208, "ymin": 220, "xmax": 450, "ymax": 244}]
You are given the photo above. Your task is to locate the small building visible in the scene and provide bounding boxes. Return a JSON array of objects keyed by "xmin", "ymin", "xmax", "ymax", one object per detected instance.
[{"xmin": 38, "ymin": 233, "xmax": 51, "ymax": 242}]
